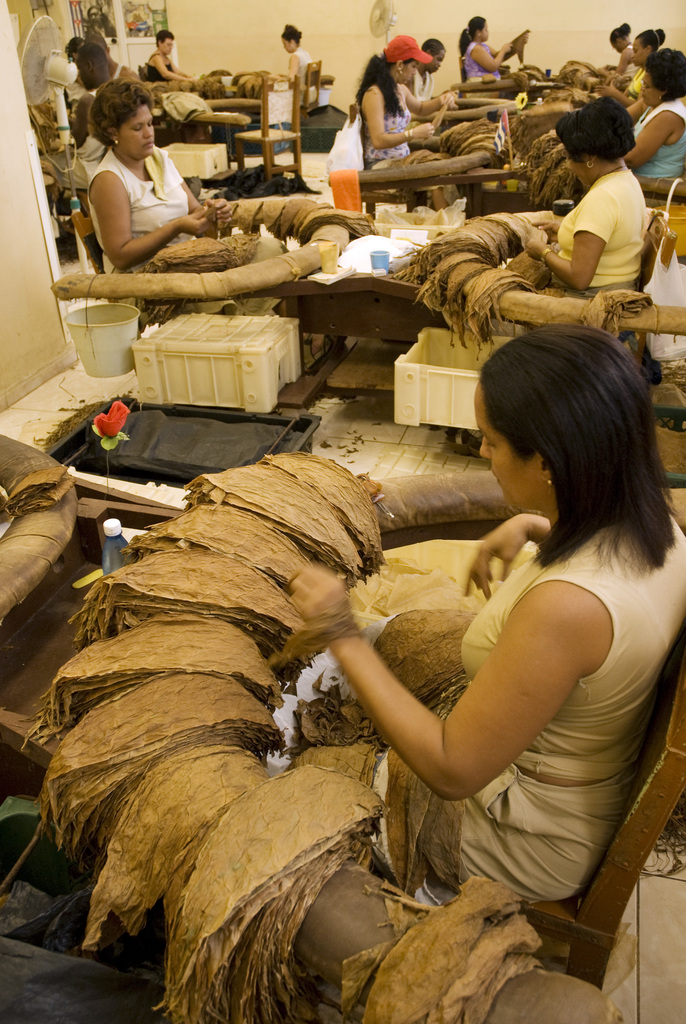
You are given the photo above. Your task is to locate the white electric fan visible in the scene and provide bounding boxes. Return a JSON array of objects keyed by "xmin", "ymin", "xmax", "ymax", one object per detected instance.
[
  {"xmin": 18, "ymin": 16, "xmax": 79, "ymax": 198},
  {"xmin": 369, "ymin": 0, "xmax": 397, "ymax": 44}
]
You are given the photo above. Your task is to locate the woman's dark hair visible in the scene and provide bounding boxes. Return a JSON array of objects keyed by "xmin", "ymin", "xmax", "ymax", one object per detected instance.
[
  {"xmin": 422, "ymin": 38, "xmax": 445, "ymax": 56},
  {"xmin": 156, "ymin": 29, "xmax": 174, "ymax": 45},
  {"xmin": 66, "ymin": 36, "xmax": 85, "ymax": 61},
  {"xmin": 281, "ymin": 24, "xmax": 302, "ymax": 44},
  {"xmin": 356, "ymin": 53, "xmax": 406, "ymax": 116},
  {"xmin": 609, "ymin": 23, "xmax": 631, "ymax": 45},
  {"xmin": 555, "ymin": 97, "xmax": 635, "ymax": 160},
  {"xmin": 634, "ymin": 28, "xmax": 665, "ymax": 51},
  {"xmin": 645, "ymin": 48, "xmax": 686, "ymax": 102},
  {"xmin": 479, "ymin": 325, "xmax": 674, "ymax": 570},
  {"xmin": 459, "ymin": 16, "xmax": 486, "ymax": 56},
  {"xmin": 89, "ymin": 79, "xmax": 153, "ymax": 147}
]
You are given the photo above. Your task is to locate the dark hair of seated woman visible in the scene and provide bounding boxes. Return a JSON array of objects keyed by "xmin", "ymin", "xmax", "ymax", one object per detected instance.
[{"xmin": 555, "ymin": 96, "xmax": 636, "ymax": 161}]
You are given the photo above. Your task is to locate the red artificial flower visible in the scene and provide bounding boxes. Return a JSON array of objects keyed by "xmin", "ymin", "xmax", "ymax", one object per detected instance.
[{"xmin": 93, "ymin": 401, "xmax": 129, "ymax": 438}]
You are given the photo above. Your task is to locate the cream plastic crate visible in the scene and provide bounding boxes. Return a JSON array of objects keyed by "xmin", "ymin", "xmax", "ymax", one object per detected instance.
[
  {"xmin": 133, "ymin": 313, "xmax": 301, "ymax": 413},
  {"xmin": 394, "ymin": 328, "xmax": 508, "ymax": 429},
  {"xmin": 162, "ymin": 143, "xmax": 228, "ymax": 177}
]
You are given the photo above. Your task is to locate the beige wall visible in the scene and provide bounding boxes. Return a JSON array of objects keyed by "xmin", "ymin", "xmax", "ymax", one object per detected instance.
[
  {"xmin": 0, "ymin": 0, "xmax": 73, "ymax": 412},
  {"xmin": 167, "ymin": 0, "xmax": 686, "ymax": 109}
]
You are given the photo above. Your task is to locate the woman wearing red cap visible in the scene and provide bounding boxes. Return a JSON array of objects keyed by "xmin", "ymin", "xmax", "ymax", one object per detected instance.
[{"xmin": 355, "ymin": 35, "xmax": 455, "ymax": 168}]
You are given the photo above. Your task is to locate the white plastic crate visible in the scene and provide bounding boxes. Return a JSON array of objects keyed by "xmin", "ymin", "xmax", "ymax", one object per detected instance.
[
  {"xmin": 162, "ymin": 143, "xmax": 228, "ymax": 177},
  {"xmin": 133, "ymin": 314, "xmax": 301, "ymax": 414},
  {"xmin": 394, "ymin": 328, "xmax": 508, "ymax": 429}
]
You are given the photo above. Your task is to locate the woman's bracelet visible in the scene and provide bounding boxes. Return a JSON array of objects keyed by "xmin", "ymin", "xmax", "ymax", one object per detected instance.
[
  {"xmin": 539, "ymin": 247, "xmax": 554, "ymax": 262},
  {"xmin": 406, "ymin": 128, "xmax": 413, "ymax": 141}
]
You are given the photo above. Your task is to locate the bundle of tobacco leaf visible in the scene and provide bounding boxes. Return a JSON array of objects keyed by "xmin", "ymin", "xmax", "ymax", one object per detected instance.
[
  {"xmin": 141, "ymin": 236, "xmax": 259, "ymax": 275},
  {"xmin": 580, "ymin": 288, "xmax": 653, "ymax": 334},
  {"xmin": 291, "ymin": 683, "xmax": 381, "ymax": 755},
  {"xmin": 40, "ymin": 673, "xmax": 282, "ymax": 870},
  {"xmin": 360, "ymin": 876, "xmax": 540, "ymax": 1023},
  {"xmin": 163, "ymin": 766, "xmax": 381, "ymax": 1024},
  {"xmin": 126, "ymin": 504, "xmax": 311, "ymax": 586},
  {"xmin": 264, "ymin": 452, "xmax": 384, "ymax": 575},
  {"xmin": 527, "ymin": 130, "xmax": 583, "ymax": 208},
  {"xmin": 83, "ymin": 746, "xmax": 269, "ymax": 949},
  {"xmin": 30, "ymin": 613, "xmax": 283, "ymax": 743},
  {"xmin": 507, "ymin": 30, "xmax": 530, "ymax": 64},
  {"xmin": 229, "ymin": 196, "xmax": 375, "ymax": 244},
  {"xmin": 231, "ymin": 71, "xmax": 268, "ymax": 98},
  {"xmin": 185, "ymin": 459, "xmax": 375, "ymax": 582},
  {"xmin": 556, "ymin": 60, "xmax": 613, "ymax": 91},
  {"xmin": 542, "ymin": 86, "xmax": 590, "ymax": 108},
  {"xmin": 290, "ymin": 741, "xmax": 378, "ymax": 787},
  {"xmin": 509, "ymin": 102, "xmax": 572, "ymax": 159},
  {"xmin": 507, "ymin": 249, "xmax": 552, "ymax": 290},
  {"xmin": 70, "ymin": 549, "xmax": 304, "ymax": 655},
  {"xmin": 439, "ymin": 120, "xmax": 504, "ymax": 167},
  {"xmin": 394, "ymin": 213, "xmax": 543, "ymax": 342},
  {"xmin": 5, "ymin": 466, "xmax": 73, "ymax": 517}
]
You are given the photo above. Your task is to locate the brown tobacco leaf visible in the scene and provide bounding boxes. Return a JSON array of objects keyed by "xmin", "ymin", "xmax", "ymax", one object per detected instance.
[
  {"xmin": 363, "ymin": 877, "xmax": 540, "ymax": 1024},
  {"xmin": 6, "ymin": 465, "xmax": 74, "ymax": 516},
  {"xmin": 84, "ymin": 746, "xmax": 268, "ymax": 949},
  {"xmin": 40, "ymin": 673, "xmax": 281, "ymax": 869},
  {"xmin": 164, "ymin": 766, "xmax": 382, "ymax": 1024},
  {"xmin": 126, "ymin": 503, "xmax": 310, "ymax": 587},
  {"xmin": 30, "ymin": 613, "xmax": 283, "ymax": 743},
  {"xmin": 290, "ymin": 742, "xmax": 379, "ymax": 788},
  {"xmin": 70, "ymin": 549, "xmax": 303, "ymax": 657},
  {"xmin": 293, "ymin": 684, "xmax": 380, "ymax": 753},
  {"xmin": 265, "ymin": 452, "xmax": 384, "ymax": 576},
  {"xmin": 385, "ymin": 749, "xmax": 464, "ymax": 895}
]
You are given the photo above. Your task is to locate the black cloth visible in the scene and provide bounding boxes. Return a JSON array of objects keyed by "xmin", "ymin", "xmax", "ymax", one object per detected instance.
[
  {"xmin": 145, "ymin": 59, "xmax": 172, "ymax": 83},
  {"xmin": 219, "ymin": 164, "xmax": 320, "ymax": 200}
]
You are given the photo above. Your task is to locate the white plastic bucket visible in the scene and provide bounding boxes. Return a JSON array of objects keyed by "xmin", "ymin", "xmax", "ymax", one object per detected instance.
[{"xmin": 65, "ymin": 303, "xmax": 139, "ymax": 377}]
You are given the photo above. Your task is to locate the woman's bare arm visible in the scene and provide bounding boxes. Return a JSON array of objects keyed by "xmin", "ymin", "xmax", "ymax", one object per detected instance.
[
  {"xmin": 625, "ymin": 111, "xmax": 686, "ymax": 169},
  {"xmin": 526, "ymin": 229, "xmax": 607, "ymax": 291}
]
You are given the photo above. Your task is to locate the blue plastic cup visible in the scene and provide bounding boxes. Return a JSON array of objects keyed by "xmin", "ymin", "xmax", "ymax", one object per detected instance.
[
  {"xmin": 545, "ymin": 69, "xmax": 552, "ymax": 78},
  {"xmin": 370, "ymin": 250, "xmax": 390, "ymax": 273}
]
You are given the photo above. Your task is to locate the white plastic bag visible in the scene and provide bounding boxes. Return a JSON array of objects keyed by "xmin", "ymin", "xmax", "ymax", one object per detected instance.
[
  {"xmin": 644, "ymin": 241, "xmax": 686, "ymax": 361},
  {"xmin": 326, "ymin": 114, "xmax": 364, "ymax": 174}
]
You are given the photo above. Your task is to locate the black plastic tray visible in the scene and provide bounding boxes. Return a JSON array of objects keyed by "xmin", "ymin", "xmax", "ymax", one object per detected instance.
[{"xmin": 48, "ymin": 398, "xmax": 320, "ymax": 487}]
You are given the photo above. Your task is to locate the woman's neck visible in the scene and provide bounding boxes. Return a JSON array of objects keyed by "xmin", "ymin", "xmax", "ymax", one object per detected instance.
[
  {"xmin": 112, "ymin": 148, "xmax": 149, "ymax": 179},
  {"xmin": 588, "ymin": 159, "xmax": 627, "ymax": 185}
]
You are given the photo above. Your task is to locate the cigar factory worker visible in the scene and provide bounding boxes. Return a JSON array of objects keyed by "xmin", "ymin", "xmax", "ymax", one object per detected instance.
[
  {"xmin": 459, "ymin": 17, "xmax": 529, "ymax": 81},
  {"xmin": 623, "ymin": 49, "xmax": 686, "ymax": 179},
  {"xmin": 281, "ymin": 24, "xmax": 312, "ymax": 89},
  {"xmin": 88, "ymin": 80, "xmax": 230, "ymax": 272},
  {"xmin": 412, "ymin": 39, "xmax": 447, "ymax": 102},
  {"xmin": 146, "ymin": 29, "xmax": 198, "ymax": 85},
  {"xmin": 609, "ymin": 23, "xmax": 634, "ymax": 76},
  {"xmin": 597, "ymin": 29, "xmax": 665, "ymax": 107},
  {"xmin": 289, "ymin": 324, "xmax": 686, "ymax": 902},
  {"xmin": 525, "ymin": 98, "xmax": 646, "ymax": 296},
  {"xmin": 356, "ymin": 34, "xmax": 455, "ymax": 168}
]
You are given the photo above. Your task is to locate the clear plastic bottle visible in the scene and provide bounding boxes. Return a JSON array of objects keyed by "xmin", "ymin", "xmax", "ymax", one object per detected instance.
[{"xmin": 102, "ymin": 518, "xmax": 128, "ymax": 575}]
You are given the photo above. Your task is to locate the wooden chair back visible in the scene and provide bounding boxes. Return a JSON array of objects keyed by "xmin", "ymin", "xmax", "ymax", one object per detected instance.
[
  {"xmin": 71, "ymin": 209, "xmax": 104, "ymax": 274},
  {"xmin": 233, "ymin": 75, "xmax": 301, "ymax": 180},
  {"xmin": 524, "ymin": 618, "xmax": 686, "ymax": 987},
  {"xmin": 301, "ymin": 61, "xmax": 322, "ymax": 115}
]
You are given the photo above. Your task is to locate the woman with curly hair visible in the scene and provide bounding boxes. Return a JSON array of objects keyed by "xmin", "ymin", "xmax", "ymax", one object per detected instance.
[
  {"xmin": 88, "ymin": 79, "xmax": 230, "ymax": 272},
  {"xmin": 624, "ymin": 48, "xmax": 686, "ymax": 178},
  {"xmin": 525, "ymin": 98, "xmax": 646, "ymax": 295}
]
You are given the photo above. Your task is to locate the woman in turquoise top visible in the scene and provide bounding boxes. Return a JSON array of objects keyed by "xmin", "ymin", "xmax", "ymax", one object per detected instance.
[{"xmin": 624, "ymin": 49, "xmax": 686, "ymax": 178}]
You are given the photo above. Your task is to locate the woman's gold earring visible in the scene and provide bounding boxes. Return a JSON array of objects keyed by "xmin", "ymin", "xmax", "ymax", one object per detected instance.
[
  {"xmin": 586, "ymin": 158, "xmax": 595, "ymax": 168},
  {"xmin": 547, "ymin": 479, "xmax": 552, "ymax": 487}
]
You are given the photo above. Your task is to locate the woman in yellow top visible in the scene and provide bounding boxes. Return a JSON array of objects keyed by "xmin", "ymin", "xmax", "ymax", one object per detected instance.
[
  {"xmin": 597, "ymin": 28, "xmax": 665, "ymax": 107},
  {"xmin": 525, "ymin": 98, "xmax": 646, "ymax": 296}
]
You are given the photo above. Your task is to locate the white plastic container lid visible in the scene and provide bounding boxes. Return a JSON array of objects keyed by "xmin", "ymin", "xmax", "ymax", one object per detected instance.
[{"xmin": 103, "ymin": 518, "xmax": 123, "ymax": 537}]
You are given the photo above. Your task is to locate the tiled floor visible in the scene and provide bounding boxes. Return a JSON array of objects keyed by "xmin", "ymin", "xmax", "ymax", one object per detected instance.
[{"xmin": 3, "ymin": 151, "xmax": 686, "ymax": 1023}]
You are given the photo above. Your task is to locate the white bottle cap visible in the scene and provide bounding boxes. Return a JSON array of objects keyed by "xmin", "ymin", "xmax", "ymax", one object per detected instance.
[{"xmin": 103, "ymin": 518, "xmax": 123, "ymax": 537}]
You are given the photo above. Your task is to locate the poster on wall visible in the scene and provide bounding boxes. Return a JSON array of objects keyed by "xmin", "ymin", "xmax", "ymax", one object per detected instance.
[
  {"xmin": 124, "ymin": 0, "xmax": 168, "ymax": 38},
  {"xmin": 80, "ymin": 0, "xmax": 118, "ymax": 39}
]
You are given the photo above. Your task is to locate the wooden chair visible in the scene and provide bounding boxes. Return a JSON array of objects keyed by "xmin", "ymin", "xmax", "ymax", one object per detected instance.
[
  {"xmin": 71, "ymin": 208, "xmax": 104, "ymax": 274},
  {"xmin": 233, "ymin": 75, "xmax": 301, "ymax": 180},
  {"xmin": 524, "ymin": 618, "xmax": 686, "ymax": 988},
  {"xmin": 301, "ymin": 60, "xmax": 322, "ymax": 116}
]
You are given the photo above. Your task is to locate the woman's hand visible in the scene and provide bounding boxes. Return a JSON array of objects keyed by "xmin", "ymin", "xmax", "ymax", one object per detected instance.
[
  {"xmin": 439, "ymin": 91, "xmax": 457, "ymax": 109},
  {"xmin": 468, "ymin": 514, "xmax": 550, "ymax": 597},
  {"xmin": 288, "ymin": 565, "xmax": 350, "ymax": 621},
  {"xmin": 412, "ymin": 122, "xmax": 434, "ymax": 140},
  {"xmin": 525, "ymin": 228, "xmax": 549, "ymax": 260},
  {"xmin": 178, "ymin": 206, "xmax": 211, "ymax": 236},
  {"xmin": 202, "ymin": 197, "xmax": 232, "ymax": 227}
]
